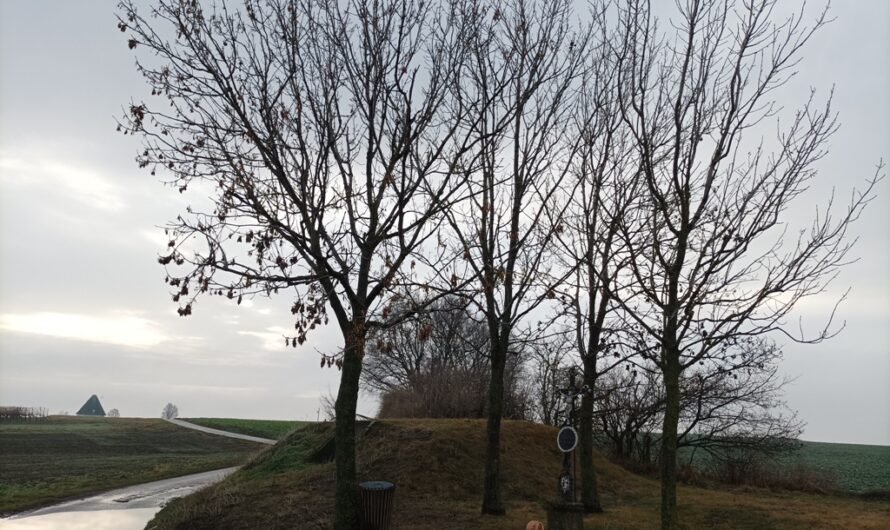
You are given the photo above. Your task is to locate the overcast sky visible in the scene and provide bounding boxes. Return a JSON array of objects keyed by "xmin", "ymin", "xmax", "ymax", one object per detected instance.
[{"xmin": 0, "ymin": 1, "xmax": 887, "ymax": 444}]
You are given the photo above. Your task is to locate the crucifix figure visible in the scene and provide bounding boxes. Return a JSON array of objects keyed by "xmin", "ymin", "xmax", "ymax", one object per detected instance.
[{"xmin": 555, "ymin": 366, "xmax": 591, "ymax": 502}]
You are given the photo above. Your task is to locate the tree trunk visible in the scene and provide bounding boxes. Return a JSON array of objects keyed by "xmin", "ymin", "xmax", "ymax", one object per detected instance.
[
  {"xmin": 579, "ymin": 370, "xmax": 603, "ymax": 512},
  {"xmin": 623, "ymin": 432, "xmax": 633, "ymax": 461},
  {"xmin": 659, "ymin": 360, "xmax": 681, "ymax": 530},
  {"xmin": 482, "ymin": 340, "xmax": 507, "ymax": 515},
  {"xmin": 334, "ymin": 324, "xmax": 365, "ymax": 530}
]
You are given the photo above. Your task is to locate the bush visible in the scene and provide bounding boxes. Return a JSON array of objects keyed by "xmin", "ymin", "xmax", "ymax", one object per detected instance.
[
  {"xmin": 708, "ymin": 451, "xmax": 838, "ymax": 493},
  {"xmin": 378, "ymin": 368, "xmax": 486, "ymax": 418},
  {"xmin": 377, "ymin": 365, "xmax": 530, "ymax": 420}
]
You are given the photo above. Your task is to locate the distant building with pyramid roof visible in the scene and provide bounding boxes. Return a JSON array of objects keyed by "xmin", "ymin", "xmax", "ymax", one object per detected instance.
[{"xmin": 76, "ymin": 394, "xmax": 106, "ymax": 416}]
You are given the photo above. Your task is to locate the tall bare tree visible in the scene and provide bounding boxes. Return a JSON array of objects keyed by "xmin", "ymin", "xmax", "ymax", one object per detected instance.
[
  {"xmin": 118, "ymin": 1, "xmax": 490, "ymax": 527},
  {"xmin": 436, "ymin": 0, "xmax": 590, "ymax": 514},
  {"xmin": 612, "ymin": 1, "xmax": 881, "ymax": 528},
  {"xmin": 550, "ymin": 12, "xmax": 642, "ymax": 510}
]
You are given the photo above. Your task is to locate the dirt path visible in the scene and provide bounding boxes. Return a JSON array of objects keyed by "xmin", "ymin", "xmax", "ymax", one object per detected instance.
[{"xmin": 165, "ymin": 418, "xmax": 276, "ymax": 445}]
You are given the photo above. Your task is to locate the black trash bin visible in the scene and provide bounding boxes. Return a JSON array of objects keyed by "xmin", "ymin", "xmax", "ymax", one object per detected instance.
[{"xmin": 359, "ymin": 480, "xmax": 395, "ymax": 530}]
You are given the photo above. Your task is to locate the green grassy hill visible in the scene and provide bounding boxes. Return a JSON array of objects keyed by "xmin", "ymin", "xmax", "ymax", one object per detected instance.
[
  {"xmin": 148, "ymin": 419, "xmax": 890, "ymax": 530},
  {"xmin": 0, "ymin": 415, "xmax": 264, "ymax": 514},
  {"xmin": 183, "ymin": 417, "xmax": 306, "ymax": 440}
]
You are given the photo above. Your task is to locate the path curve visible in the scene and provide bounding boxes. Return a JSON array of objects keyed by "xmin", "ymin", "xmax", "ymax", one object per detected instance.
[
  {"xmin": 165, "ymin": 418, "xmax": 276, "ymax": 445},
  {"xmin": 7, "ymin": 467, "xmax": 239, "ymax": 517}
]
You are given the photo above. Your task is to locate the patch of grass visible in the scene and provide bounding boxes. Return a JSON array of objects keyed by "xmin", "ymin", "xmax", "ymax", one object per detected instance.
[
  {"xmin": 0, "ymin": 415, "xmax": 264, "ymax": 515},
  {"xmin": 147, "ymin": 419, "xmax": 890, "ymax": 530},
  {"xmin": 240, "ymin": 422, "xmax": 334, "ymax": 477},
  {"xmin": 183, "ymin": 417, "xmax": 306, "ymax": 440}
]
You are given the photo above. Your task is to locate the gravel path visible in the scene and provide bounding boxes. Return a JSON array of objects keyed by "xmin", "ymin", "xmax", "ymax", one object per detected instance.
[{"xmin": 165, "ymin": 418, "xmax": 276, "ymax": 445}]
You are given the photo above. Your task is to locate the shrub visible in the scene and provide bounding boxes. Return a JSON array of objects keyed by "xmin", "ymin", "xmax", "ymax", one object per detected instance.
[
  {"xmin": 377, "ymin": 365, "xmax": 531, "ymax": 420},
  {"xmin": 708, "ymin": 451, "xmax": 838, "ymax": 493}
]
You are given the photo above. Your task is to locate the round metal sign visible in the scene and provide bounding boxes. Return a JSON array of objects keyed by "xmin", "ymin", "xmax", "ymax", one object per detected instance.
[{"xmin": 557, "ymin": 425, "xmax": 578, "ymax": 453}]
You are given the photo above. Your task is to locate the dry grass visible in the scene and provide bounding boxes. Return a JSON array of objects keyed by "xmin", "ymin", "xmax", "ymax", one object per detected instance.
[{"xmin": 147, "ymin": 419, "xmax": 890, "ymax": 530}]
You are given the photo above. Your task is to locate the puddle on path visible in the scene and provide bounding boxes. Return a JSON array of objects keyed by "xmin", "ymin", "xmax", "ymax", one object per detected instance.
[
  {"xmin": 0, "ymin": 508, "xmax": 158, "ymax": 530},
  {"xmin": 0, "ymin": 466, "xmax": 238, "ymax": 530}
]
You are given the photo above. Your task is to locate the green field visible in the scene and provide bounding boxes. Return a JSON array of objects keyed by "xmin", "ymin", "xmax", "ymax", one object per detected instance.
[
  {"xmin": 795, "ymin": 440, "xmax": 890, "ymax": 492},
  {"xmin": 678, "ymin": 439, "xmax": 890, "ymax": 493},
  {"xmin": 0, "ymin": 416, "xmax": 265, "ymax": 514},
  {"xmin": 183, "ymin": 417, "xmax": 306, "ymax": 440}
]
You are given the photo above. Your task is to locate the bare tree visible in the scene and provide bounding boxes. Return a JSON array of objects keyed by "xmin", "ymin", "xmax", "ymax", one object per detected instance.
[
  {"xmin": 107, "ymin": 408, "xmax": 121, "ymax": 418},
  {"xmin": 595, "ymin": 369, "xmax": 662, "ymax": 463},
  {"xmin": 118, "ymin": 1, "xmax": 492, "ymax": 527},
  {"xmin": 595, "ymin": 338, "xmax": 802, "ymax": 468},
  {"xmin": 438, "ymin": 0, "xmax": 590, "ymax": 514},
  {"xmin": 549, "ymin": 8, "xmax": 642, "ymax": 509},
  {"xmin": 675, "ymin": 338, "xmax": 803, "ymax": 460},
  {"xmin": 319, "ymin": 389, "xmax": 337, "ymax": 422},
  {"xmin": 363, "ymin": 295, "xmax": 529, "ymax": 419},
  {"xmin": 362, "ymin": 295, "xmax": 488, "ymax": 394},
  {"xmin": 612, "ymin": 1, "xmax": 881, "ymax": 527},
  {"xmin": 525, "ymin": 332, "xmax": 572, "ymax": 427},
  {"xmin": 162, "ymin": 402, "xmax": 179, "ymax": 420}
]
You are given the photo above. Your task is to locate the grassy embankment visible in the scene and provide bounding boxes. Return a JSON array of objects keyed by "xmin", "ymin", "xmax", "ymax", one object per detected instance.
[
  {"xmin": 149, "ymin": 419, "xmax": 890, "ymax": 530},
  {"xmin": 183, "ymin": 417, "xmax": 305, "ymax": 440},
  {"xmin": 0, "ymin": 415, "xmax": 265, "ymax": 515}
]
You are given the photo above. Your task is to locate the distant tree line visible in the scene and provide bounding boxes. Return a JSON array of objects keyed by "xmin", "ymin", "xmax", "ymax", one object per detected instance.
[{"xmin": 0, "ymin": 406, "xmax": 49, "ymax": 422}]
